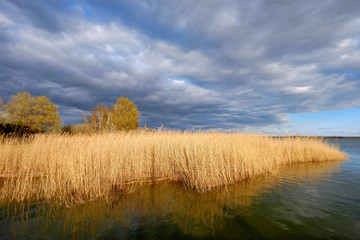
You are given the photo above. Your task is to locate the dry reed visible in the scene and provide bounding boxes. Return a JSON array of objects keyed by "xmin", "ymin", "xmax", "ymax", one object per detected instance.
[{"xmin": 0, "ymin": 130, "xmax": 347, "ymax": 205}]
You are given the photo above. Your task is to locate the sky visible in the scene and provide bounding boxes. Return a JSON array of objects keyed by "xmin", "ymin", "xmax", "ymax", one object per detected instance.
[{"xmin": 0, "ymin": 0, "xmax": 359, "ymax": 136}]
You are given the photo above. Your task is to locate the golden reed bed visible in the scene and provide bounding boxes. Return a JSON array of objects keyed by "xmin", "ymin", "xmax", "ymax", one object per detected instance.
[{"xmin": 0, "ymin": 131, "xmax": 347, "ymax": 205}]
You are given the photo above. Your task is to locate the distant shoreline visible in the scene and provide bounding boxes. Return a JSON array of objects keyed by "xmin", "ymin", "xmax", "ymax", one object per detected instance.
[{"xmin": 273, "ymin": 136, "xmax": 360, "ymax": 139}]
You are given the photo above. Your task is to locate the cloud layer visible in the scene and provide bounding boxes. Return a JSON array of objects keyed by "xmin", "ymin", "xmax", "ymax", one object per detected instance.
[{"xmin": 1, "ymin": 0, "xmax": 360, "ymax": 130}]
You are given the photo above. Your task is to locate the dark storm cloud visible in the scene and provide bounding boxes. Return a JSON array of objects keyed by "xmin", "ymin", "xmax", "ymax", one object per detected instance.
[
  {"xmin": 0, "ymin": 0, "xmax": 65, "ymax": 32},
  {"xmin": 0, "ymin": 0, "xmax": 360, "ymax": 129}
]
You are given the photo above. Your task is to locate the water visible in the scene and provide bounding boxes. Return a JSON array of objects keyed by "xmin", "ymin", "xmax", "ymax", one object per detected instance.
[{"xmin": 0, "ymin": 138, "xmax": 359, "ymax": 239}]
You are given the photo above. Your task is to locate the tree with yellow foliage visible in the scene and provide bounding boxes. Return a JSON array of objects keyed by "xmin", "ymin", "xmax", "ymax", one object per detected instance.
[
  {"xmin": 111, "ymin": 97, "xmax": 140, "ymax": 131},
  {"xmin": 89, "ymin": 104, "xmax": 113, "ymax": 132},
  {"xmin": 4, "ymin": 91, "xmax": 61, "ymax": 132}
]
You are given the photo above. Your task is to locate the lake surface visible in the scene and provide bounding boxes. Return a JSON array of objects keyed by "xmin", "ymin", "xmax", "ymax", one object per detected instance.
[{"xmin": 0, "ymin": 138, "xmax": 359, "ymax": 239}]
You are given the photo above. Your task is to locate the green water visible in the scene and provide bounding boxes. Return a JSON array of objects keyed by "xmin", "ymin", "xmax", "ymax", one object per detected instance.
[{"xmin": 1, "ymin": 138, "xmax": 359, "ymax": 239}]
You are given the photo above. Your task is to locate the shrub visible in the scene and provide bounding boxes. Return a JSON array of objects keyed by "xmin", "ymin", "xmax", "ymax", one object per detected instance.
[{"xmin": 0, "ymin": 122, "xmax": 40, "ymax": 137}]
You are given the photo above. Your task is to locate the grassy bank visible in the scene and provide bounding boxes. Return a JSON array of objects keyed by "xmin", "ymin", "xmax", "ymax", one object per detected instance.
[{"xmin": 0, "ymin": 131, "xmax": 347, "ymax": 205}]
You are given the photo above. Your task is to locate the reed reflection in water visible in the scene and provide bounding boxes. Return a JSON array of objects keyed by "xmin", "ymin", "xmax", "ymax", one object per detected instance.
[{"xmin": 0, "ymin": 161, "xmax": 342, "ymax": 239}]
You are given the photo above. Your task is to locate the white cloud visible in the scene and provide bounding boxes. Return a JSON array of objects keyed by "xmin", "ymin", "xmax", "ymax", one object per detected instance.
[
  {"xmin": 0, "ymin": 13, "xmax": 12, "ymax": 27},
  {"xmin": 285, "ymin": 86, "xmax": 312, "ymax": 94},
  {"xmin": 338, "ymin": 38, "xmax": 357, "ymax": 48}
]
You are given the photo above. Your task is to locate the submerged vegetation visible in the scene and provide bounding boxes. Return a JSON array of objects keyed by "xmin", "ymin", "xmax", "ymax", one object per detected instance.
[{"xmin": 0, "ymin": 130, "xmax": 347, "ymax": 205}]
